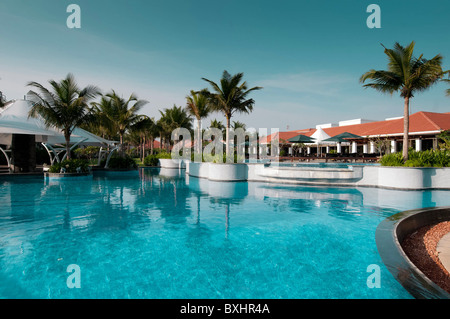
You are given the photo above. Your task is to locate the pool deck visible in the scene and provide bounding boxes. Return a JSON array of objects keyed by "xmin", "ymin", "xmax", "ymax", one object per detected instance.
[{"xmin": 437, "ymin": 233, "xmax": 450, "ymax": 274}]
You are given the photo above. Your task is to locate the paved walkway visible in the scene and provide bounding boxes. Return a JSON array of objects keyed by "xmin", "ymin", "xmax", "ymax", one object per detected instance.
[{"xmin": 437, "ymin": 232, "xmax": 450, "ymax": 274}]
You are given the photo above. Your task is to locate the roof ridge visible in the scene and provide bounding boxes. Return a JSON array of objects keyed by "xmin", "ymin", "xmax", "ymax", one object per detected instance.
[{"xmin": 416, "ymin": 111, "xmax": 442, "ymax": 131}]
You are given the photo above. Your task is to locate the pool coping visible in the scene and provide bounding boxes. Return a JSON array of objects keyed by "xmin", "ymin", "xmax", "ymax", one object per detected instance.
[{"xmin": 376, "ymin": 206, "xmax": 450, "ymax": 299}]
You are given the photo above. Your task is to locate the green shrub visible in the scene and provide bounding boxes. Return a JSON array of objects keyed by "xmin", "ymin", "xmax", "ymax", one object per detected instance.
[
  {"xmin": 144, "ymin": 154, "xmax": 159, "ymax": 166},
  {"xmin": 73, "ymin": 146, "xmax": 100, "ymax": 160},
  {"xmin": 108, "ymin": 155, "xmax": 138, "ymax": 169},
  {"xmin": 101, "ymin": 154, "xmax": 138, "ymax": 169},
  {"xmin": 156, "ymin": 152, "xmax": 172, "ymax": 159},
  {"xmin": 380, "ymin": 152, "xmax": 404, "ymax": 167},
  {"xmin": 200, "ymin": 152, "xmax": 245, "ymax": 163},
  {"xmin": 430, "ymin": 149, "xmax": 450, "ymax": 167},
  {"xmin": 381, "ymin": 149, "xmax": 450, "ymax": 167},
  {"xmin": 49, "ymin": 159, "xmax": 89, "ymax": 173}
]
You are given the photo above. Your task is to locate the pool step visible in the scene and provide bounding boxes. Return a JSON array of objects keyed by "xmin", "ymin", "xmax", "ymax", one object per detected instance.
[{"xmin": 258, "ymin": 166, "xmax": 364, "ymax": 182}]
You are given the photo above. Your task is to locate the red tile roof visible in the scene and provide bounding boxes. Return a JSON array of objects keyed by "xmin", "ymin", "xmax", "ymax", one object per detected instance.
[
  {"xmin": 144, "ymin": 140, "xmax": 161, "ymax": 148},
  {"xmin": 261, "ymin": 111, "xmax": 450, "ymax": 143}
]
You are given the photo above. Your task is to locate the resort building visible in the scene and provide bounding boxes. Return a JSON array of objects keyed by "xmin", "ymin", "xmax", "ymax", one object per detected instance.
[{"xmin": 260, "ymin": 111, "xmax": 450, "ymax": 157}]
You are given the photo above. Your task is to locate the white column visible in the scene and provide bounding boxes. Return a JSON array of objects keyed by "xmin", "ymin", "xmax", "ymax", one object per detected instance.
[
  {"xmin": 336, "ymin": 143, "xmax": 342, "ymax": 153},
  {"xmin": 363, "ymin": 144, "xmax": 368, "ymax": 154},
  {"xmin": 351, "ymin": 142, "xmax": 357, "ymax": 154},
  {"xmin": 307, "ymin": 147, "xmax": 311, "ymax": 155},
  {"xmin": 415, "ymin": 139, "xmax": 422, "ymax": 152},
  {"xmin": 326, "ymin": 146, "xmax": 330, "ymax": 153},
  {"xmin": 391, "ymin": 140, "xmax": 397, "ymax": 153},
  {"xmin": 369, "ymin": 141, "xmax": 376, "ymax": 154}
]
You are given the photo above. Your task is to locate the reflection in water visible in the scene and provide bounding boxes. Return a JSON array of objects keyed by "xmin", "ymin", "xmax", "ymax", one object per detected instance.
[
  {"xmin": 0, "ymin": 169, "xmax": 447, "ymax": 238},
  {"xmin": 0, "ymin": 169, "xmax": 448, "ymax": 237},
  {"xmin": 2, "ymin": 168, "xmax": 450, "ymax": 298}
]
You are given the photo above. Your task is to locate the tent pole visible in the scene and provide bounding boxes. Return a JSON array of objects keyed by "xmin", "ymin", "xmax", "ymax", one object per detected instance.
[{"xmin": 0, "ymin": 146, "xmax": 12, "ymax": 173}]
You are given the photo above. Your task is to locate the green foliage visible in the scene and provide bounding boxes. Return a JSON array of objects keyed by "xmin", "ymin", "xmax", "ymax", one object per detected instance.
[
  {"xmin": 102, "ymin": 154, "xmax": 138, "ymax": 169},
  {"xmin": 438, "ymin": 130, "xmax": 450, "ymax": 150},
  {"xmin": 49, "ymin": 159, "xmax": 89, "ymax": 173},
  {"xmin": 27, "ymin": 73, "xmax": 100, "ymax": 159},
  {"xmin": 74, "ymin": 146, "xmax": 100, "ymax": 160},
  {"xmin": 92, "ymin": 90, "xmax": 149, "ymax": 147},
  {"xmin": 198, "ymin": 152, "xmax": 244, "ymax": 163},
  {"xmin": 381, "ymin": 149, "xmax": 450, "ymax": 167},
  {"xmin": 380, "ymin": 152, "xmax": 405, "ymax": 167},
  {"xmin": 360, "ymin": 42, "xmax": 444, "ymax": 160},
  {"xmin": 156, "ymin": 151, "xmax": 172, "ymax": 159},
  {"xmin": 202, "ymin": 71, "xmax": 262, "ymax": 150},
  {"xmin": 143, "ymin": 154, "xmax": 159, "ymax": 166},
  {"xmin": 405, "ymin": 149, "xmax": 450, "ymax": 167}
]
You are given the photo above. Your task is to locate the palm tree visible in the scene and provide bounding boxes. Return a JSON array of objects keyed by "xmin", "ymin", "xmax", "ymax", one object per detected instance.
[
  {"xmin": 232, "ymin": 121, "xmax": 247, "ymax": 131},
  {"xmin": 158, "ymin": 105, "xmax": 193, "ymax": 151},
  {"xmin": 87, "ymin": 95, "xmax": 118, "ymax": 140},
  {"xmin": 201, "ymin": 70, "xmax": 262, "ymax": 156},
  {"xmin": 185, "ymin": 89, "xmax": 211, "ymax": 154},
  {"xmin": 27, "ymin": 73, "xmax": 100, "ymax": 159},
  {"xmin": 129, "ymin": 116, "xmax": 154, "ymax": 162},
  {"xmin": 360, "ymin": 41, "xmax": 444, "ymax": 160},
  {"xmin": 92, "ymin": 90, "xmax": 149, "ymax": 155},
  {"xmin": 210, "ymin": 119, "xmax": 225, "ymax": 131},
  {"xmin": 443, "ymin": 72, "xmax": 450, "ymax": 96}
]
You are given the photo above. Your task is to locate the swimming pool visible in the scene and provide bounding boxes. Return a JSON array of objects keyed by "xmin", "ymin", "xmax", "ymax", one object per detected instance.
[{"xmin": 1, "ymin": 168, "xmax": 449, "ymax": 299}]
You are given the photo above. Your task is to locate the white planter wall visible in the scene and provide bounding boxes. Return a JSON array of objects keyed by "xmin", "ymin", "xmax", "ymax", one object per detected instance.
[
  {"xmin": 188, "ymin": 162, "xmax": 247, "ymax": 181},
  {"xmin": 159, "ymin": 158, "xmax": 186, "ymax": 169},
  {"xmin": 187, "ymin": 162, "xmax": 450, "ymax": 190}
]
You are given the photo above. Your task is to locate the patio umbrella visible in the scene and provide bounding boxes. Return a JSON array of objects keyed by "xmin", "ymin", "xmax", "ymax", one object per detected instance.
[
  {"xmin": 287, "ymin": 134, "xmax": 315, "ymax": 143},
  {"xmin": 342, "ymin": 132, "xmax": 363, "ymax": 139},
  {"xmin": 324, "ymin": 132, "xmax": 363, "ymax": 142},
  {"xmin": 323, "ymin": 132, "xmax": 363, "ymax": 154}
]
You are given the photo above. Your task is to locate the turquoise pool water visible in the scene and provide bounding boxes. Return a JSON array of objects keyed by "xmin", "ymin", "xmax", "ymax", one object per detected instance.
[{"xmin": 1, "ymin": 168, "xmax": 450, "ymax": 299}]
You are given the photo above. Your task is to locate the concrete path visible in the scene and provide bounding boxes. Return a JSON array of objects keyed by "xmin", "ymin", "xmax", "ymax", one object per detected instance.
[{"xmin": 437, "ymin": 232, "xmax": 450, "ymax": 274}]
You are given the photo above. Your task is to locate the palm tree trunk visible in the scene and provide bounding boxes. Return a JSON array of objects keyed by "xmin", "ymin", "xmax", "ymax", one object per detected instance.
[
  {"xmin": 225, "ymin": 115, "xmax": 230, "ymax": 158},
  {"xmin": 403, "ymin": 97, "xmax": 410, "ymax": 160},
  {"xmin": 197, "ymin": 119, "xmax": 202, "ymax": 156},
  {"xmin": 142, "ymin": 135, "xmax": 146, "ymax": 162},
  {"xmin": 150, "ymin": 136, "xmax": 154, "ymax": 154},
  {"xmin": 119, "ymin": 133, "xmax": 125, "ymax": 157},
  {"xmin": 65, "ymin": 131, "xmax": 71, "ymax": 160}
]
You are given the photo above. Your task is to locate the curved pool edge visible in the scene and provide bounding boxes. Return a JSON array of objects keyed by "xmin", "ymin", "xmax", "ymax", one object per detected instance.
[{"xmin": 376, "ymin": 206, "xmax": 450, "ymax": 299}]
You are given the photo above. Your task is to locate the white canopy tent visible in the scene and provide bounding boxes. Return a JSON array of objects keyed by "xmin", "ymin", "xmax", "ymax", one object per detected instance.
[
  {"xmin": 310, "ymin": 127, "xmax": 333, "ymax": 157},
  {"xmin": 0, "ymin": 99, "xmax": 62, "ymax": 145},
  {"xmin": 0, "ymin": 99, "xmax": 117, "ymax": 170},
  {"xmin": 43, "ymin": 126, "xmax": 118, "ymax": 165}
]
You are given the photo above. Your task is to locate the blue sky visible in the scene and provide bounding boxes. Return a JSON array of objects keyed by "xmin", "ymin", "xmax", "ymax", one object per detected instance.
[{"xmin": 1, "ymin": 0, "xmax": 449, "ymax": 130}]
